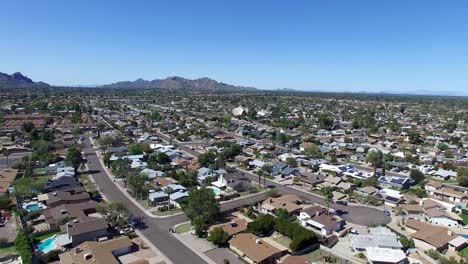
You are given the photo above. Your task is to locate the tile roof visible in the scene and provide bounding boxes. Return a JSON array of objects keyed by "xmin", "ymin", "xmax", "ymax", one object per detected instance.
[{"xmin": 229, "ymin": 233, "xmax": 284, "ymax": 263}]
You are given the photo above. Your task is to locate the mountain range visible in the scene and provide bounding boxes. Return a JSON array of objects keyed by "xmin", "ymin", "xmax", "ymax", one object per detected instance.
[
  {"xmin": 0, "ymin": 72, "xmax": 49, "ymax": 87},
  {"xmin": 99, "ymin": 76, "xmax": 256, "ymax": 91}
]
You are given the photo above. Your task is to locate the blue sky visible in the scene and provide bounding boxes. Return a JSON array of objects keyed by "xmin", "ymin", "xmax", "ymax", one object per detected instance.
[{"xmin": 1, "ymin": 1, "xmax": 468, "ymax": 95}]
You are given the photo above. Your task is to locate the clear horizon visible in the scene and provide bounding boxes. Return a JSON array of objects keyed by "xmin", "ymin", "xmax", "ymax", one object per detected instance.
[{"xmin": 1, "ymin": 1, "xmax": 468, "ymax": 95}]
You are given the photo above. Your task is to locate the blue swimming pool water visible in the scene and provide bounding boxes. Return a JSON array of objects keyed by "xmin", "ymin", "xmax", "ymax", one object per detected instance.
[
  {"xmin": 37, "ymin": 237, "xmax": 57, "ymax": 253},
  {"xmin": 26, "ymin": 204, "xmax": 41, "ymax": 212},
  {"xmin": 211, "ymin": 188, "xmax": 221, "ymax": 195}
]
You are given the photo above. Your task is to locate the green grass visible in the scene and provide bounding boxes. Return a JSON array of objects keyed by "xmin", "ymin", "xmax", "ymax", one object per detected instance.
[
  {"xmin": 175, "ymin": 222, "xmax": 192, "ymax": 234},
  {"xmin": 151, "ymin": 208, "xmax": 182, "ymax": 216},
  {"xmin": 460, "ymin": 214, "xmax": 468, "ymax": 225},
  {"xmin": 34, "ymin": 168, "xmax": 46, "ymax": 175},
  {"xmin": 428, "ymin": 176, "xmax": 458, "ymax": 184},
  {"xmin": 272, "ymin": 235, "xmax": 292, "ymax": 248},
  {"xmin": 0, "ymin": 246, "xmax": 17, "ymax": 257},
  {"xmin": 33, "ymin": 231, "xmax": 61, "ymax": 243},
  {"xmin": 303, "ymin": 248, "xmax": 323, "ymax": 261},
  {"xmin": 136, "ymin": 199, "xmax": 152, "ymax": 210},
  {"xmin": 459, "ymin": 247, "xmax": 468, "ymax": 258},
  {"xmin": 79, "ymin": 174, "xmax": 97, "ymax": 192}
]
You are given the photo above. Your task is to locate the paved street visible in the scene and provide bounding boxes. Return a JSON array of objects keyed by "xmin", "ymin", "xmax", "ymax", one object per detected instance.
[
  {"xmin": 0, "ymin": 152, "xmax": 31, "ymax": 169},
  {"xmin": 237, "ymin": 168, "xmax": 391, "ymax": 226},
  {"xmin": 82, "ymin": 138, "xmax": 207, "ymax": 264},
  {"xmin": 157, "ymin": 130, "xmax": 391, "ymax": 226},
  {"xmin": 82, "ymin": 129, "xmax": 390, "ymax": 264}
]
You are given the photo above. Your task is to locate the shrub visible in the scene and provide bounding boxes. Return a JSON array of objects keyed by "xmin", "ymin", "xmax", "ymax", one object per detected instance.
[
  {"xmin": 425, "ymin": 249, "xmax": 440, "ymax": 260},
  {"xmin": 15, "ymin": 229, "xmax": 33, "ymax": 264},
  {"xmin": 208, "ymin": 227, "xmax": 229, "ymax": 245},
  {"xmin": 247, "ymin": 214, "xmax": 275, "ymax": 236},
  {"xmin": 275, "ymin": 219, "xmax": 318, "ymax": 252},
  {"xmin": 41, "ymin": 249, "xmax": 62, "ymax": 263}
]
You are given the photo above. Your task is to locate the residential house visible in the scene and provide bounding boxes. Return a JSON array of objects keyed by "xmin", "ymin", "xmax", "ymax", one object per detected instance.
[
  {"xmin": 59, "ymin": 236, "xmax": 134, "ymax": 264},
  {"xmin": 299, "ymin": 205, "xmax": 345, "ymax": 236},
  {"xmin": 405, "ymin": 219, "xmax": 458, "ymax": 251},
  {"xmin": 58, "ymin": 217, "xmax": 109, "ymax": 247},
  {"xmin": 349, "ymin": 226, "xmax": 402, "ymax": 251},
  {"xmin": 355, "ymin": 186, "xmax": 379, "ymax": 197},
  {"xmin": 42, "ymin": 201, "xmax": 98, "ymax": 229},
  {"xmin": 44, "ymin": 177, "xmax": 81, "ymax": 192},
  {"xmin": 298, "ymin": 172, "xmax": 325, "ymax": 188},
  {"xmin": 366, "ymin": 247, "xmax": 408, "ymax": 264},
  {"xmin": 229, "ymin": 233, "xmax": 286, "ymax": 264},
  {"xmin": 378, "ymin": 176, "xmax": 413, "ymax": 190},
  {"xmin": 425, "ymin": 181, "xmax": 468, "ymax": 204},
  {"xmin": 42, "ymin": 187, "xmax": 90, "ymax": 207},
  {"xmin": 208, "ymin": 218, "xmax": 248, "ymax": 238},
  {"xmin": 259, "ymin": 195, "xmax": 302, "ymax": 217},
  {"xmin": 379, "ymin": 189, "xmax": 404, "ymax": 206}
]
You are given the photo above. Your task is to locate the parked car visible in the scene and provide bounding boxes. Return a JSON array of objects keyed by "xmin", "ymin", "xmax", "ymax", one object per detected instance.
[
  {"xmin": 384, "ymin": 210, "xmax": 391, "ymax": 216},
  {"xmin": 130, "ymin": 217, "xmax": 141, "ymax": 228},
  {"xmin": 336, "ymin": 200, "xmax": 348, "ymax": 206}
]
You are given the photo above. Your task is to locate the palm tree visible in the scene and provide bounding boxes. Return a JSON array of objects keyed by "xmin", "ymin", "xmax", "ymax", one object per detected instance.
[
  {"xmin": 1, "ymin": 148, "xmax": 10, "ymax": 168},
  {"xmin": 96, "ymin": 123, "xmax": 105, "ymax": 138},
  {"xmin": 321, "ymin": 187, "xmax": 334, "ymax": 214}
]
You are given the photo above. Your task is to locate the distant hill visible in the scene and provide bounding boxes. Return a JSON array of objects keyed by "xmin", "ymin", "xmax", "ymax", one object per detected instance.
[
  {"xmin": 100, "ymin": 76, "xmax": 256, "ymax": 91},
  {"xmin": 0, "ymin": 71, "xmax": 49, "ymax": 87}
]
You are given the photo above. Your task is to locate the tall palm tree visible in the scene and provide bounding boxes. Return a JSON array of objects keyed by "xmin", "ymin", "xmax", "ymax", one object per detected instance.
[
  {"xmin": 321, "ymin": 187, "xmax": 334, "ymax": 214},
  {"xmin": 1, "ymin": 148, "xmax": 10, "ymax": 168}
]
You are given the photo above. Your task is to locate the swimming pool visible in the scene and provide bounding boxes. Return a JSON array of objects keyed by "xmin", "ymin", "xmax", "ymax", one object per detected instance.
[
  {"xmin": 210, "ymin": 187, "xmax": 222, "ymax": 196},
  {"xmin": 26, "ymin": 204, "xmax": 41, "ymax": 212},
  {"xmin": 37, "ymin": 236, "xmax": 58, "ymax": 254}
]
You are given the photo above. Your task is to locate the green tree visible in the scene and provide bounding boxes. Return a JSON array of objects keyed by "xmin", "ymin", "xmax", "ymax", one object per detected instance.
[
  {"xmin": 111, "ymin": 158, "xmax": 131, "ymax": 179},
  {"xmin": 275, "ymin": 208, "xmax": 289, "ymax": 220},
  {"xmin": 103, "ymin": 152, "xmax": 112, "ymax": 168},
  {"xmin": 285, "ymin": 157, "xmax": 297, "ymax": 167},
  {"xmin": 97, "ymin": 202, "xmax": 131, "ymax": 229},
  {"xmin": 247, "ymin": 214, "xmax": 275, "ymax": 236},
  {"xmin": 128, "ymin": 143, "xmax": 144, "ymax": 155},
  {"xmin": 208, "ymin": 227, "xmax": 229, "ymax": 245},
  {"xmin": 22, "ymin": 121, "xmax": 35, "ymax": 133},
  {"xmin": 366, "ymin": 151, "xmax": 383, "ymax": 176},
  {"xmin": 409, "ymin": 169, "xmax": 425, "ymax": 183},
  {"xmin": 65, "ymin": 146, "xmax": 84, "ymax": 173},
  {"xmin": 198, "ymin": 151, "xmax": 217, "ymax": 168},
  {"xmin": 399, "ymin": 236, "xmax": 415, "ymax": 249},
  {"xmin": 182, "ymin": 188, "xmax": 220, "ymax": 235},
  {"xmin": 318, "ymin": 113, "xmax": 334, "ymax": 130},
  {"xmin": 457, "ymin": 168, "xmax": 468, "ymax": 187},
  {"xmin": 128, "ymin": 173, "xmax": 149, "ymax": 199}
]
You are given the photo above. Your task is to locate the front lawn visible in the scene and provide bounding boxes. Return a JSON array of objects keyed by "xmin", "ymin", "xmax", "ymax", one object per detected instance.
[
  {"xmin": 151, "ymin": 208, "xmax": 182, "ymax": 216},
  {"xmin": 303, "ymin": 248, "xmax": 323, "ymax": 261},
  {"xmin": 272, "ymin": 235, "xmax": 292, "ymax": 248},
  {"xmin": 0, "ymin": 246, "xmax": 17, "ymax": 257},
  {"xmin": 461, "ymin": 214, "xmax": 468, "ymax": 225},
  {"xmin": 175, "ymin": 222, "xmax": 192, "ymax": 234},
  {"xmin": 459, "ymin": 246, "xmax": 468, "ymax": 258}
]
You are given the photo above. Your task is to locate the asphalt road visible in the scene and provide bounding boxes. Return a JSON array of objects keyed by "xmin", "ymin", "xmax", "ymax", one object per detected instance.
[
  {"xmin": 82, "ymin": 138, "xmax": 208, "ymax": 264},
  {"xmin": 238, "ymin": 169, "xmax": 391, "ymax": 226},
  {"xmin": 0, "ymin": 152, "xmax": 31, "ymax": 169},
  {"xmin": 156, "ymin": 131, "xmax": 391, "ymax": 226}
]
